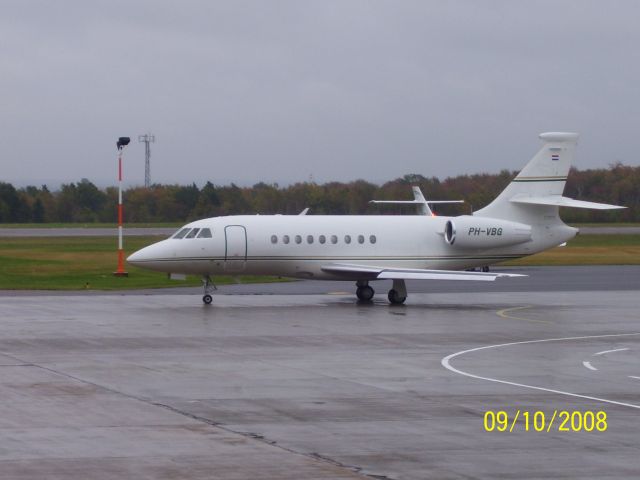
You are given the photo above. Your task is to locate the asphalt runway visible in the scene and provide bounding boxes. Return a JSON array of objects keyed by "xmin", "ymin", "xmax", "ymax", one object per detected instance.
[{"xmin": 1, "ymin": 268, "xmax": 639, "ymax": 479}]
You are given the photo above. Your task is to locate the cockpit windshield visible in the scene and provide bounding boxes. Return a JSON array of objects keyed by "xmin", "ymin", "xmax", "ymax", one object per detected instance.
[
  {"xmin": 172, "ymin": 227, "xmax": 213, "ymax": 239},
  {"xmin": 172, "ymin": 228, "xmax": 191, "ymax": 239},
  {"xmin": 186, "ymin": 228, "xmax": 200, "ymax": 239}
]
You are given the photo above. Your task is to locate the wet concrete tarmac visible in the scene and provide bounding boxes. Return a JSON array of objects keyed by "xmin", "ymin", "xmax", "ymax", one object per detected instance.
[{"xmin": 1, "ymin": 271, "xmax": 639, "ymax": 479}]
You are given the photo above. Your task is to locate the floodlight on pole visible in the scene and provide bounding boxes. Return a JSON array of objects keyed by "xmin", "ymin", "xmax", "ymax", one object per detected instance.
[
  {"xmin": 114, "ymin": 137, "xmax": 130, "ymax": 277},
  {"xmin": 138, "ymin": 133, "xmax": 155, "ymax": 188}
]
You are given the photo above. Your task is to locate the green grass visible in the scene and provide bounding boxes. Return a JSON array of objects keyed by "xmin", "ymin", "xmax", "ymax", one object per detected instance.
[
  {"xmin": 0, "ymin": 234, "xmax": 637, "ymax": 291},
  {"xmin": 2, "ymin": 221, "xmax": 639, "ymax": 229},
  {"xmin": 0, "ymin": 236, "xmax": 283, "ymax": 290},
  {"xmin": 504, "ymin": 234, "xmax": 640, "ymax": 266},
  {"xmin": 569, "ymin": 222, "xmax": 640, "ymax": 228},
  {"xmin": 0, "ymin": 222, "xmax": 182, "ymax": 228}
]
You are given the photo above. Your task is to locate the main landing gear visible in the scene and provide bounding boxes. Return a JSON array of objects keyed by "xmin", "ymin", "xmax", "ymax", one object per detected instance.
[
  {"xmin": 355, "ymin": 279, "xmax": 407, "ymax": 305},
  {"xmin": 202, "ymin": 275, "xmax": 216, "ymax": 305},
  {"xmin": 355, "ymin": 280, "xmax": 375, "ymax": 302},
  {"xmin": 387, "ymin": 279, "xmax": 407, "ymax": 305}
]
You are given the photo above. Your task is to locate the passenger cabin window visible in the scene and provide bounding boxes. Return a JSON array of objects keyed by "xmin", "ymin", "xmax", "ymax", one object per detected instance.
[
  {"xmin": 271, "ymin": 235, "xmax": 278, "ymax": 244},
  {"xmin": 344, "ymin": 235, "xmax": 351, "ymax": 244},
  {"xmin": 295, "ymin": 235, "xmax": 302, "ymax": 244},
  {"xmin": 186, "ymin": 228, "xmax": 200, "ymax": 239},
  {"xmin": 319, "ymin": 235, "xmax": 326, "ymax": 244},
  {"xmin": 172, "ymin": 228, "xmax": 190, "ymax": 239},
  {"xmin": 283, "ymin": 235, "xmax": 290, "ymax": 244},
  {"xmin": 307, "ymin": 235, "xmax": 314, "ymax": 244},
  {"xmin": 197, "ymin": 228, "xmax": 212, "ymax": 238},
  {"xmin": 358, "ymin": 235, "xmax": 365, "ymax": 244},
  {"xmin": 370, "ymin": 235, "xmax": 377, "ymax": 244},
  {"xmin": 330, "ymin": 235, "xmax": 338, "ymax": 244}
]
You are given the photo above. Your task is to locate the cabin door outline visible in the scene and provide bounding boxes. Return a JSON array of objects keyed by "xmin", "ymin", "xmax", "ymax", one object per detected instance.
[{"xmin": 224, "ymin": 225, "xmax": 247, "ymax": 271}]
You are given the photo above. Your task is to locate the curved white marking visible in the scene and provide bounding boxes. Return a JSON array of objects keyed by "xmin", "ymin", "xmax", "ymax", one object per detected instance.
[
  {"xmin": 583, "ymin": 361, "xmax": 597, "ymax": 371},
  {"xmin": 629, "ymin": 376, "xmax": 640, "ymax": 381},
  {"xmin": 441, "ymin": 333, "xmax": 640, "ymax": 410},
  {"xmin": 594, "ymin": 347, "xmax": 629, "ymax": 356}
]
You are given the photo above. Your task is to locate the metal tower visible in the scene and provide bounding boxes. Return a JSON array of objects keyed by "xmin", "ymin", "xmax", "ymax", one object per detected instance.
[{"xmin": 138, "ymin": 133, "xmax": 155, "ymax": 187}]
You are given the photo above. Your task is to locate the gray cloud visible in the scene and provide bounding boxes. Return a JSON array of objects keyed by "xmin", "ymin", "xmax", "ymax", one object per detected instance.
[{"xmin": 1, "ymin": 0, "xmax": 639, "ymax": 188}]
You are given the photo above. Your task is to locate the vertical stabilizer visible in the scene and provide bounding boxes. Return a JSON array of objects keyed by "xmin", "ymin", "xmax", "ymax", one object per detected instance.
[
  {"xmin": 411, "ymin": 186, "xmax": 432, "ymax": 216},
  {"xmin": 475, "ymin": 132, "xmax": 579, "ymax": 222}
]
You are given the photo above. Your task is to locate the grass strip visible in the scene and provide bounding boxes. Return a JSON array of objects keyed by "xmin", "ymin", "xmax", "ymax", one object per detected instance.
[
  {"xmin": 0, "ymin": 236, "xmax": 282, "ymax": 290},
  {"xmin": 0, "ymin": 234, "xmax": 637, "ymax": 290}
]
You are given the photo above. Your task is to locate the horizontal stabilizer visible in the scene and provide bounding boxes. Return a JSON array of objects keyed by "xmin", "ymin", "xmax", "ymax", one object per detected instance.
[
  {"xmin": 321, "ymin": 263, "xmax": 526, "ymax": 281},
  {"xmin": 510, "ymin": 195, "xmax": 625, "ymax": 210}
]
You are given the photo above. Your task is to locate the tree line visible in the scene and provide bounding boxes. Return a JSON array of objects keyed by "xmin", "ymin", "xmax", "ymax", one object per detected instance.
[{"xmin": 0, "ymin": 163, "xmax": 638, "ymax": 224}]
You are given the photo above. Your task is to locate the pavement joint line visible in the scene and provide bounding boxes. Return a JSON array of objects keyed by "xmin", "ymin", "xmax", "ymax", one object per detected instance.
[
  {"xmin": 441, "ymin": 333, "xmax": 640, "ymax": 410},
  {"xmin": 0, "ymin": 349, "xmax": 381, "ymax": 480},
  {"xmin": 496, "ymin": 305, "xmax": 552, "ymax": 324}
]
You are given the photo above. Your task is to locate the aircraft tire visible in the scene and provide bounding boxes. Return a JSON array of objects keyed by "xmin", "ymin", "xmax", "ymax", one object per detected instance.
[
  {"xmin": 356, "ymin": 286, "xmax": 374, "ymax": 301},
  {"xmin": 203, "ymin": 294, "xmax": 213, "ymax": 305},
  {"xmin": 388, "ymin": 289, "xmax": 406, "ymax": 305}
]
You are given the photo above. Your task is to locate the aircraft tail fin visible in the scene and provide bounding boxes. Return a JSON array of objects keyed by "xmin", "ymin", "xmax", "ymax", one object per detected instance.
[{"xmin": 476, "ymin": 131, "xmax": 624, "ymax": 229}]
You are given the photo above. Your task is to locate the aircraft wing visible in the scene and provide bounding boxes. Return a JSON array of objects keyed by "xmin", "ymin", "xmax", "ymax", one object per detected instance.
[{"xmin": 321, "ymin": 263, "xmax": 526, "ymax": 281}]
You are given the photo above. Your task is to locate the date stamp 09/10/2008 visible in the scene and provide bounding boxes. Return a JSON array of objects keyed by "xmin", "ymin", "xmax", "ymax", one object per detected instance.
[{"xmin": 483, "ymin": 410, "xmax": 608, "ymax": 433}]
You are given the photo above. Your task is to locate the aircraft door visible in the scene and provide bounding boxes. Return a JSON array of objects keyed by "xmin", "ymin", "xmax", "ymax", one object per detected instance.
[{"xmin": 224, "ymin": 225, "xmax": 247, "ymax": 271}]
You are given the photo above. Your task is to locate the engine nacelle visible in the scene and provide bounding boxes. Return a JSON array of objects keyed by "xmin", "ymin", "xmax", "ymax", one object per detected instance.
[{"xmin": 444, "ymin": 216, "xmax": 532, "ymax": 249}]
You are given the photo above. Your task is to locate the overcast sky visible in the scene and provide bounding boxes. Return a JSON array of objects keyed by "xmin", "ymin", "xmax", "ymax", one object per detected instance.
[{"xmin": 2, "ymin": 0, "xmax": 639, "ymax": 188}]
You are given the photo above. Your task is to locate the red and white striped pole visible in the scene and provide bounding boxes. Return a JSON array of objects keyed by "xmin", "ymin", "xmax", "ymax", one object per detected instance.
[{"xmin": 114, "ymin": 137, "xmax": 130, "ymax": 277}]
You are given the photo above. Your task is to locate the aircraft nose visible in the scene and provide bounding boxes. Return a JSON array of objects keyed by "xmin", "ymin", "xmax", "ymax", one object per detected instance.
[
  {"xmin": 126, "ymin": 248, "xmax": 149, "ymax": 266},
  {"xmin": 126, "ymin": 249, "xmax": 143, "ymax": 265},
  {"xmin": 127, "ymin": 241, "xmax": 168, "ymax": 267}
]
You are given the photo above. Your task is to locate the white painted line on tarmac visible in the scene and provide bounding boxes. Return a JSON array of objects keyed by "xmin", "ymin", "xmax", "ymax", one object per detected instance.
[
  {"xmin": 594, "ymin": 347, "xmax": 629, "ymax": 356},
  {"xmin": 583, "ymin": 361, "xmax": 598, "ymax": 371},
  {"xmin": 441, "ymin": 333, "xmax": 640, "ymax": 410},
  {"xmin": 629, "ymin": 376, "xmax": 640, "ymax": 381}
]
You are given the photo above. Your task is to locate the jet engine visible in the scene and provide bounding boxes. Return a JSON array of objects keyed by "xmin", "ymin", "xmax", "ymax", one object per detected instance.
[{"xmin": 444, "ymin": 216, "xmax": 532, "ymax": 249}]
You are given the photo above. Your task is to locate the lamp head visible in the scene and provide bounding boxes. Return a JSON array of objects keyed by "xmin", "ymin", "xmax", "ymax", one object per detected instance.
[{"xmin": 117, "ymin": 137, "xmax": 131, "ymax": 150}]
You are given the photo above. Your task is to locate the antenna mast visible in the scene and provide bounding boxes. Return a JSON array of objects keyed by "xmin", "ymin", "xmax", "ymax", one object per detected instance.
[{"xmin": 138, "ymin": 133, "xmax": 155, "ymax": 187}]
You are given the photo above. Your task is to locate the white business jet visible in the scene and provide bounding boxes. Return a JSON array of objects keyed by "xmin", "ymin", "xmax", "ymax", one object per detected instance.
[{"xmin": 127, "ymin": 132, "xmax": 624, "ymax": 305}]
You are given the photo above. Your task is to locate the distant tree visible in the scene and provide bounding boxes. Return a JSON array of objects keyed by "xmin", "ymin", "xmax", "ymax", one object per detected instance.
[
  {"xmin": 0, "ymin": 182, "xmax": 30, "ymax": 222},
  {"xmin": 32, "ymin": 198, "xmax": 45, "ymax": 223}
]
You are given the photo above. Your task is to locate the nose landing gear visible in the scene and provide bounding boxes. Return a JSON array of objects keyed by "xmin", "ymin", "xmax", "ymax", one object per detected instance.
[{"xmin": 202, "ymin": 275, "xmax": 217, "ymax": 305}]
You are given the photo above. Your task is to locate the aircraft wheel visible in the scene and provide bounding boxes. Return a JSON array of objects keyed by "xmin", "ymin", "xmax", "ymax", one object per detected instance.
[
  {"xmin": 388, "ymin": 289, "xmax": 406, "ymax": 305},
  {"xmin": 356, "ymin": 285, "xmax": 374, "ymax": 301},
  {"xmin": 482, "ymin": 266, "xmax": 490, "ymax": 272},
  {"xmin": 203, "ymin": 294, "xmax": 213, "ymax": 305}
]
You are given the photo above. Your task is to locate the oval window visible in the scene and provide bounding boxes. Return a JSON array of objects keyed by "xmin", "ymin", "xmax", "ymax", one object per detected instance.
[
  {"xmin": 330, "ymin": 235, "xmax": 338, "ymax": 244},
  {"xmin": 344, "ymin": 235, "xmax": 351, "ymax": 244},
  {"xmin": 270, "ymin": 235, "xmax": 277, "ymax": 244},
  {"xmin": 319, "ymin": 235, "xmax": 326, "ymax": 244},
  {"xmin": 358, "ymin": 234, "xmax": 365, "ymax": 244},
  {"xmin": 295, "ymin": 235, "xmax": 302, "ymax": 244},
  {"xmin": 283, "ymin": 235, "xmax": 290, "ymax": 244},
  {"xmin": 307, "ymin": 235, "xmax": 314, "ymax": 244},
  {"xmin": 369, "ymin": 235, "xmax": 377, "ymax": 244}
]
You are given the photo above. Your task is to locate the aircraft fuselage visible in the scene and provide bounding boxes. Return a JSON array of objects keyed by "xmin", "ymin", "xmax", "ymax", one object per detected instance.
[{"xmin": 128, "ymin": 214, "xmax": 576, "ymax": 279}]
